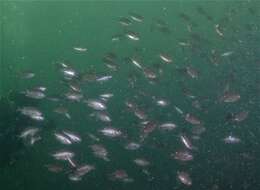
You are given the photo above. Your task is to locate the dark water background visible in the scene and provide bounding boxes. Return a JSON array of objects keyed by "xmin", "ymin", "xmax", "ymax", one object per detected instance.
[{"xmin": 0, "ymin": 1, "xmax": 260, "ymax": 190}]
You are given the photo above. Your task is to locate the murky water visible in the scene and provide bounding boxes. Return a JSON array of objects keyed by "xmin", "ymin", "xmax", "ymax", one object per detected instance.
[{"xmin": 1, "ymin": 1, "xmax": 260, "ymax": 190}]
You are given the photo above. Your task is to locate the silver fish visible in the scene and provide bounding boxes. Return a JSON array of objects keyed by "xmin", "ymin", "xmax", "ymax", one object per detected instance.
[
  {"xmin": 52, "ymin": 150, "xmax": 75, "ymax": 161},
  {"xmin": 159, "ymin": 53, "xmax": 172, "ymax": 63},
  {"xmin": 125, "ymin": 31, "xmax": 139, "ymax": 41},
  {"xmin": 86, "ymin": 99, "xmax": 107, "ymax": 111},
  {"xmin": 19, "ymin": 128, "xmax": 40, "ymax": 139},
  {"xmin": 223, "ymin": 135, "xmax": 241, "ymax": 144},
  {"xmin": 62, "ymin": 131, "xmax": 81, "ymax": 143},
  {"xmin": 133, "ymin": 158, "xmax": 150, "ymax": 167},
  {"xmin": 54, "ymin": 133, "xmax": 72, "ymax": 145},
  {"xmin": 99, "ymin": 127, "xmax": 122, "ymax": 137},
  {"xmin": 177, "ymin": 171, "xmax": 192, "ymax": 186},
  {"xmin": 90, "ymin": 144, "xmax": 110, "ymax": 161},
  {"xmin": 124, "ymin": 142, "xmax": 141, "ymax": 150},
  {"xmin": 159, "ymin": 122, "xmax": 177, "ymax": 130}
]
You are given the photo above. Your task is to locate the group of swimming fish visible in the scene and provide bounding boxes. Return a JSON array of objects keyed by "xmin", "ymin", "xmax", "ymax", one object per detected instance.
[{"xmin": 16, "ymin": 5, "xmax": 255, "ymax": 188}]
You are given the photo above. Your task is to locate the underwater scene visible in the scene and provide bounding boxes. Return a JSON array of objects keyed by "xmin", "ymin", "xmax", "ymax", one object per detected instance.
[{"xmin": 0, "ymin": 1, "xmax": 260, "ymax": 190}]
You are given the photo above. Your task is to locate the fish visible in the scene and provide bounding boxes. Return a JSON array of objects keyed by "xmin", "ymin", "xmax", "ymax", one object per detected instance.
[
  {"xmin": 62, "ymin": 131, "xmax": 81, "ymax": 143},
  {"xmin": 73, "ymin": 47, "xmax": 87, "ymax": 52},
  {"xmin": 124, "ymin": 142, "xmax": 141, "ymax": 150},
  {"xmin": 221, "ymin": 51, "xmax": 234, "ymax": 57},
  {"xmin": 156, "ymin": 99, "xmax": 169, "ymax": 107},
  {"xmin": 86, "ymin": 99, "xmax": 107, "ymax": 111},
  {"xmin": 45, "ymin": 164, "xmax": 63, "ymax": 173},
  {"xmin": 119, "ymin": 17, "xmax": 132, "ymax": 26},
  {"xmin": 92, "ymin": 111, "xmax": 112, "ymax": 122},
  {"xmin": 159, "ymin": 122, "xmax": 177, "ymax": 130},
  {"xmin": 109, "ymin": 170, "xmax": 134, "ymax": 183},
  {"xmin": 54, "ymin": 133, "xmax": 72, "ymax": 145},
  {"xmin": 159, "ymin": 53, "xmax": 173, "ymax": 63},
  {"xmin": 185, "ymin": 113, "xmax": 201, "ymax": 125},
  {"xmin": 90, "ymin": 144, "xmax": 110, "ymax": 161},
  {"xmin": 125, "ymin": 31, "xmax": 140, "ymax": 41},
  {"xmin": 223, "ymin": 135, "xmax": 241, "ymax": 144},
  {"xmin": 99, "ymin": 93, "xmax": 114, "ymax": 99},
  {"xmin": 65, "ymin": 92, "xmax": 83, "ymax": 102},
  {"xmin": 96, "ymin": 75, "xmax": 112, "ymax": 82},
  {"xmin": 18, "ymin": 106, "xmax": 44, "ymax": 121},
  {"xmin": 133, "ymin": 158, "xmax": 150, "ymax": 167},
  {"xmin": 99, "ymin": 127, "xmax": 122, "ymax": 137},
  {"xmin": 177, "ymin": 171, "xmax": 192, "ymax": 186},
  {"xmin": 180, "ymin": 134, "xmax": 195, "ymax": 150},
  {"xmin": 221, "ymin": 91, "xmax": 240, "ymax": 103},
  {"xmin": 172, "ymin": 150, "xmax": 193, "ymax": 161},
  {"xmin": 52, "ymin": 150, "xmax": 75, "ymax": 161},
  {"xmin": 129, "ymin": 12, "xmax": 144, "ymax": 22},
  {"xmin": 54, "ymin": 106, "xmax": 71, "ymax": 119},
  {"xmin": 215, "ymin": 24, "xmax": 224, "ymax": 37},
  {"xmin": 130, "ymin": 57, "xmax": 143, "ymax": 69},
  {"xmin": 19, "ymin": 128, "xmax": 40, "ymax": 139},
  {"xmin": 60, "ymin": 67, "xmax": 78, "ymax": 80},
  {"xmin": 232, "ymin": 111, "xmax": 249, "ymax": 122},
  {"xmin": 20, "ymin": 71, "xmax": 35, "ymax": 79},
  {"xmin": 186, "ymin": 66, "xmax": 199, "ymax": 79},
  {"xmin": 22, "ymin": 89, "xmax": 46, "ymax": 99},
  {"xmin": 69, "ymin": 164, "xmax": 95, "ymax": 181}
]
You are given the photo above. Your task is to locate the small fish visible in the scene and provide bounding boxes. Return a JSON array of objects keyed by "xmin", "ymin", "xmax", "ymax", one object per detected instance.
[
  {"xmin": 60, "ymin": 67, "xmax": 78, "ymax": 79},
  {"xmin": 124, "ymin": 142, "xmax": 141, "ymax": 150},
  {"xmin": 185, "ymin": 113, "xmax": 201, "ymax": 125},
  {"xmin": 221, "ymin": 91, "xmax": 240, "ymax": 103},
  {"xmin": 186, "ymin": 66, "xmax": 198, "ymax": 79},
  {"xmin": 99, "ymin": 93, "xmax": 114, "ymax": 99},
  {"xmin": 54, "ymin": 106, "xmax": 71, "ymax": 119},
  {"xmin": 93, "ymin": 111, "xmax": 112, "ymax": 122},
  {"xmin": 65, "ymin": 92, "xmax": 83, "ymax": 102},
  {"xmin": 221, "ymin": 51, "xmax": 234, "ymax": 57},
  {"xmin": 172, "ymin": 150, "xmax": 193, "ymax": 161},
  {"xmin": 129, "ymin": 12, "xmax": 144, "ymax": 22},
  {"xmin": 215, "ymin": 24, "xmax": 224, "ymax": 37},
  {"xmin": 22, "ymin": 89, "xmax": 46, "ymax": 99},
  {"xmin": 99, "ymin": 127, "xmax": 122, "ymax": 137},
  {"xmin": 119, "ymin": 17, "xmax": 132, "ymax": 26},
  {"xmin": 125, "ymin": 31, "xmax": 140, "ymax": 41},
  {"xmin": 18, "ymin": 106, "xmax": 44, "ymax": 121},
  {"xmin": 159, "ymin": 123, "xmax": 177, "ymax": 130},
  {"xmin": 109, "ymin": 170, "xmax": 134, "ymax": 183},
  {"xmin": 20, "ymin": 71, "xmax": 35, "ymax": 79},
  {"xmin": 19, "ymin": 128, "xmax": 40, "ymax": 139},
  {"xmin": 130, "ymin": 57, "xmax": 143, "ymax": 69},
  {"xmin": 174, "ymin": 106, "xmax": 184, "ymax": 115},
  {"xmin": 90, "ymin": 144, "xmax": 110, "ymax": 161},
  {"xmin": 177, "ymin": 171, "xmax": 192, "ymax": 186},
  {"xmin": 73, "ymin": 47, "xmax": 87, "ymax": 52},
  {"xmin": 232, "ymin": 111, "xmax": 249, "ymax": 122},
  {"xmin": 69, "ymin": 164, "xmax": 95, "ymax": 181},
  {"xmin": 223, "ymin": 135, "xmax": 241, "ymax": 144},
  {"xmin": 180, "ymin": 134, "xmax": 195, "ymax": 150},
  {"xmin": 159, "ymin": 53, "xmax": 173, "ymax": 63},
  {"xmin": 45, "ymin": 164, "xmax": 63, "ymax": 173},
  {"xmin": 62, "ymin": 131, "xmax": 81, "ymax": 143},
  {"xmin": 96, "ymin": 75, "xmax": 112, "ymax": 82},
  {"xmin": 54, "ymin": 133, "xmax": 72, "ymax": 145},
  {"xmin": 143, "ymin": 68, "xmax": 157, "ymax": 79},
  {"xmin": 156, "ymin": 99, "xmax": 169, "ymax": 107},
  {"xmin": 52, "ymin": 150, "xmax": 75, "ymax": 161},
  {"xmin": 86, "ymin": 99, "xmax": 107, "ymax": 111},
  {"xmin": 133, "ymin": 158, "xmax": 150, "ymax": 167}
]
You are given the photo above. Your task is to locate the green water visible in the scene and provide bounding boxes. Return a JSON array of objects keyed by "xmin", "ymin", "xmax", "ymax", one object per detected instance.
[{"xmin": 1, "ymin": 1, "xmax": 260, "ymax": 190}]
